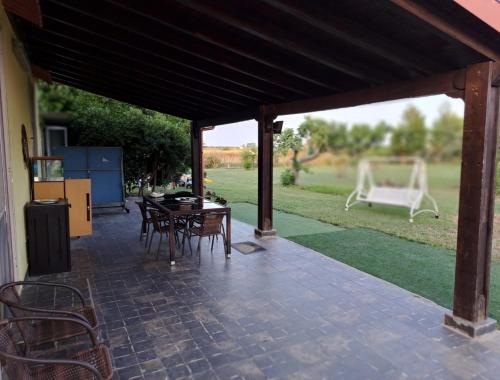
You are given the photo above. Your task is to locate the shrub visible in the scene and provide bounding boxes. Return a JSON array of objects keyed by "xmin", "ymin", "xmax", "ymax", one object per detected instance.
[
  {"xmin": 240, "ymin": 149, "xmax": 256, "ymax": 170},
  {"xmin": 205, "ymin": 155, "xmax": 222, "ymax": 169},
  {"xmin": 281, "ymin": 169, "xmax": 296, "ymax": 186}
]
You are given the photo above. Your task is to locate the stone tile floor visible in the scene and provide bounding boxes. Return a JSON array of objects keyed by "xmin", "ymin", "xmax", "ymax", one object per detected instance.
[{"xmin": 28, "ymin": 200, "xmax": 500, "ymax": 379}]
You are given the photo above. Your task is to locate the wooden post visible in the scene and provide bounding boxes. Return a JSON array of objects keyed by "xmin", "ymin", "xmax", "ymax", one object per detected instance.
[
  {"xmin": 255, "ymin": 105, "xmax": 276, "ymax": 237},
  {"xmin": 444, "ymin": 61, "xmax": 500, "ymax": 337},
  {"xmin": 190, "ymin": 121, "xmax": 203, "ymax": 197}
]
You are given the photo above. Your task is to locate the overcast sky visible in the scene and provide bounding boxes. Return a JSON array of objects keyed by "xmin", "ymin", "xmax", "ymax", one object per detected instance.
[{"xmin": 203, "ymin": 95, "xmax": 465, "ymax": 147}]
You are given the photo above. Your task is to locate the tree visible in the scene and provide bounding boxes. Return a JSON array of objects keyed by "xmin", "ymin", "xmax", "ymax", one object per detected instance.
[
  {"xmin": 240, "ymin": 147, "xmax": 256, "ymax": 170},
  {"xmin": 298, "ymin": 116, "xmax": 332, "ymax": 162},
  {"xmin": 429, "ymin": 103, "xmax": 463, "ymax": 161},
  {"xmin": 327, "ymin": 122, "xmax": 349, "ymax": 153},
  {"xmin": 390, "ymin": 105, "xmax": 427, "ymax": 156},
  {"xmin": 274, "ymin": 128, "xmax": 303, "ymax": 185},
  {"xmin": 38, "ymin": 82, "xmax": 80, "ymax": 113},
  {"xmin": 39, "ymin": 83, "xmax": 191, "ymax": 194}
]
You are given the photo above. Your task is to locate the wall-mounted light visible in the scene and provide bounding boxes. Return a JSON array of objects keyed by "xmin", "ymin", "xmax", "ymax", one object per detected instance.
[{"xmin": 272, "ymin": 121, "xmax": 283, "ymax": 134}]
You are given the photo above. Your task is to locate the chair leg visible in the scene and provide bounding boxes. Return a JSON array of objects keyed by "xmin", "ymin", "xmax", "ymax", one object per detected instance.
[
  {"xmin": 186, "ymin": 230, "xmax": 193, "ymax": 256},
  {"xmin": 156, "ymin": 232, "xmax": 163, "ymax": 260},
  {"xmin": 147, "ymin": 231, "xmax": 155, "ymax": 255},
  {"xmin": 211, "ymin": 235, "xmax": 215, "ymax": 252},
  {"xmin": 224, "ymin": 234, "xmax": 228, "ymax": 256},
  {"xmin": 140, "ymin": 221, "xmax": 145, "ymax": 241},
  {"xmin": 197, "ymin": 236, "xmax": 202, "ymax": 253},
  {"xmin": 145, "ymin": 223, "xmax": 150, "ymax": 248},
  {"xmin": 198, "ymin": 237, "xmax": 202, "ymax": 265}
]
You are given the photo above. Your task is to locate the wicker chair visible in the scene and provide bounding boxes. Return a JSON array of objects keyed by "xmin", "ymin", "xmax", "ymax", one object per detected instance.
[
  {"xmin": 136, "ymin": 201, "xmax": 155, "ymax": 247},
  {"xmin": 0, "ymin": 317, "xmax": 112, "ymax": 380},
  {"xmin": 188, "ymin": 212, "xmax": 227, "ymax": 263},
  {"xmin": 148, "ymin": 210, "xmax": 192, "ymax": 259},
  {"xmin": 0, "ymin": 282, "xmax": 98, "ymax": 352}
]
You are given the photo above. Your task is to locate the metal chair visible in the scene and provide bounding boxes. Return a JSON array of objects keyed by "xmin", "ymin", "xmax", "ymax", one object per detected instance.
[
  {"xmin": 0, "ymin": 281, "xmax": 98, "ymax": 353},
  {"xmin": 188, "ymin": 212, "xmax": 227, "ymax": 264},
  {"xmin": 148, "ymin": 210, "xmax": 192, "ymax": 259},
  {"xmin": 136, "ymin": 201, "xmax": 155, "ymax": 247},
  {"xmin": 0, "ymin": 317, "xmax": 113, "ymax": 380}
]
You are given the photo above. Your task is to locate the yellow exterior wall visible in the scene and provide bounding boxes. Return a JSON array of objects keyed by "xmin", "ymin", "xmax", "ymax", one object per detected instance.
[{"xmin": 0, "ymin": 8, "xmax": 38, "ymax": 280}]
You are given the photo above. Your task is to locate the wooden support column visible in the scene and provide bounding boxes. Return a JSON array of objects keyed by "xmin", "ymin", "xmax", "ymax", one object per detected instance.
[
  {"xmin": 190, "ymin": 121, "xmax": 203, "ymax": 197},
  {"xmin": 255, "ymin": 105, "xmax": 277, "ymax": 237},
  {"xmin": 444, "ymin": 61, "xmax": 500, "ymax": 337}
]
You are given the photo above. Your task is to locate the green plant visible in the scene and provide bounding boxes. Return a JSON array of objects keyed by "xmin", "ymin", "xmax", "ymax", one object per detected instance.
[
  {"xmin": 205, "ymin": 155, "xmax": 222, "ymax": 169},
  {"xmin": 281, "ymin": 168, "xmax": 296, "ymax": 186},
  {"xmin": 240, "ymin": 149, "xmax": 256, "ymax": 170}
]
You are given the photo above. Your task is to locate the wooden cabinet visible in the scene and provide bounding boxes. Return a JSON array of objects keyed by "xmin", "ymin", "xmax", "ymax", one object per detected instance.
[
  {"xmin": 65, "ymin": 179, "xmax": 92, "ymax": 237},
  {"xmin": 26, "ymin": 200, "xmax": 70, "ymax": 275},
  {"xmin": 30, "ymin": 157, "xmax": 92, "ymax": 237},
  {"xmin": 33, "ymin": 181, "xmax": 65, "ymax": 199}
]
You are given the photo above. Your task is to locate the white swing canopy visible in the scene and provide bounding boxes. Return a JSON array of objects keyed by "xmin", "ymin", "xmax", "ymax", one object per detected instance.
[{"xmin": 345, "ymin": 157, "xmax": 439, "ymax": 222}]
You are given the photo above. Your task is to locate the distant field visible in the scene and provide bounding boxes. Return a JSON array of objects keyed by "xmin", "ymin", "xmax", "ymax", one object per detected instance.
[{"xmin": 205, "ymin": 164, "xmax": 500, "ymax": 258}]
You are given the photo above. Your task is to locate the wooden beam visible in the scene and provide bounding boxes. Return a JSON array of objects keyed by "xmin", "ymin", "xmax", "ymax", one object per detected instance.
[
  {"xmin": 30, "ymin": 14, "xmax": 285, "ymax": 103},
  {"xmin": 105, "ymin": 0, "xmax": 343, "ymax": 92},
  {"xmin": 275, "ymin": 69, "xmax": 466, "ymax": 115},
  {"xmin": 50, "ymin": 73, "xmax": 198, "ymax": 117},
  {"xmin": 26, "ymin": 36, "xmax": 253, "ymax": 107},
  {"xmin": 190, "ymin": 122, "xmax": 204, "ymax": 197},
  {"xmin": 391, "ymin": 0, "xmax": 500, "ymax": 61},
  {"xmin": 493, "ymin": 62, "xmax": 500, "ymax": 87},
  {"xmin": 33, "ymin": 57, "xmax": 228, "ymax": 113},
  {"xmin": 2, "ymin": 0, "xmax": 42, "ymax": 26},
  {"xmin": 197, "ymin": 108, "xmax": 259, "ymax": 128},
  {"xmin": 444, "ymin": 61, "xmax": 500, "ymax": 337},
  {"xmin": 255, "ymin": 105, "xmax": 276, "ymax": 237},
  {"xmin": 178, "ymin": 0, "xmax": 396, "ymax": 84},
  {"xmin": 49, "ymin": 71, "xmax": 211, "ymax": 116},
  {"xmin": 30, "ymin": 64, "xmax": 52, "ymax": 83},
  {"xmin": 194, "ymin": 68, "xmax": 469, "ymax": 127},
  {"xmin": 51, "ymin": 75, "xmax": 194, "ymax": 120},
  {"xmin": 263, "ymin": 0, "xmax": 445, "ymax": 75},
  {"xmin": 44, "ymin": 0, "xmax": 319, "ymax": 98},
  {"xmin": 31, "ymin": 48, "xmax": 245, "ymax": 109}
]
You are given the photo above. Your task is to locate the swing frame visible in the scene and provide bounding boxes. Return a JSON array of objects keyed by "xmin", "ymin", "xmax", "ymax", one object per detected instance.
[{"xmin": 345, "ymin": 157, "xmax": 439, "ymax": 222}]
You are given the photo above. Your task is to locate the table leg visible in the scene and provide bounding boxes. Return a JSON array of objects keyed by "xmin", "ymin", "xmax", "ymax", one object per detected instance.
[
  {"xmin": 169, "ymin": 214, "xmax": 175, "ymax": 265},
  {"xmin": 226, "ymin": 210, "xmax": 231, "ymax": 258}
]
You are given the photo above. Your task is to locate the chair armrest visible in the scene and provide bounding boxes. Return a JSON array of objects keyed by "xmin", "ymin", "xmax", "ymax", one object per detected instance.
[
  {"xmin": 4, "ymin": 304, "xmax": 91, "ymax": 324},
  {"xmin": 4, "ymin": 316, "xmax": 98, "ymax": 347},
  {"xmin": 5, "ymin": 281, "xmax": 87, "ymax": 306},
  {"xmin": 0, "ymin": 350, "xmax": 103, "ymax": 380}
]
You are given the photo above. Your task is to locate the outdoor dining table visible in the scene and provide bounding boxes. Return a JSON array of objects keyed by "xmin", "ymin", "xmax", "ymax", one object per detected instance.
[{"xmin": 143, "ymin": 195, "xmax": 231, "ymax": 265}]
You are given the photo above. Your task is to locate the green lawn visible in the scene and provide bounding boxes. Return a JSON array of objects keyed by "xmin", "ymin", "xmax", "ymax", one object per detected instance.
[{"xmin": 205, "ymin": 164, "xmax": 462, "ymax": 252}]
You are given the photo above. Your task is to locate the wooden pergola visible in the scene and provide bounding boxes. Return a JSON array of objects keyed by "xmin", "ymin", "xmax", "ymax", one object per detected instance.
[{"xmin": 5, "ymin": 0, "xmax": 500, "ymax": 337}]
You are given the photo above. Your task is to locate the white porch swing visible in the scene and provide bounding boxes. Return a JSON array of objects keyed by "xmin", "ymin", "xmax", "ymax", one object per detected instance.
[{"xmin": 345, "ymin": 157, "xmax": 439, "ymax": 222}]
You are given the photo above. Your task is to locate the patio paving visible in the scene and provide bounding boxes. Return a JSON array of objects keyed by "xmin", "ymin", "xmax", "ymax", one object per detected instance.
[{"xmin": 29, "ymin": 199, "xmax": 500, "ymax": 380}]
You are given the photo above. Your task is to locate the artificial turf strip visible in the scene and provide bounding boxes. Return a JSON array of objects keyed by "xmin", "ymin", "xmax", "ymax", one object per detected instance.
[
  {"xmin": 230, "ymin": 202, "xmax": 344, "ymax": 237},
  {"xmin": 289, "ymin": 229, "xmax": 500, "ymax": 323}
]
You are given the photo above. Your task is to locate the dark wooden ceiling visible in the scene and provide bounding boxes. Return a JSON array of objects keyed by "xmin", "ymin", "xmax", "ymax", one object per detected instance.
[{"xmin": 9, "ymin": 0, "xmax": 499, "ymax": 122}]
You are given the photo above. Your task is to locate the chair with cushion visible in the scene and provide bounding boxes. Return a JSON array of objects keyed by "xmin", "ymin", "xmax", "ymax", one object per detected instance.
[
  {"xmin": 0, "ymin": 316, "xmax": 112, "ymax": 380},
  {"xmin": 0, "ymin": 281, "xmax": 98, "ymax": 353}
]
